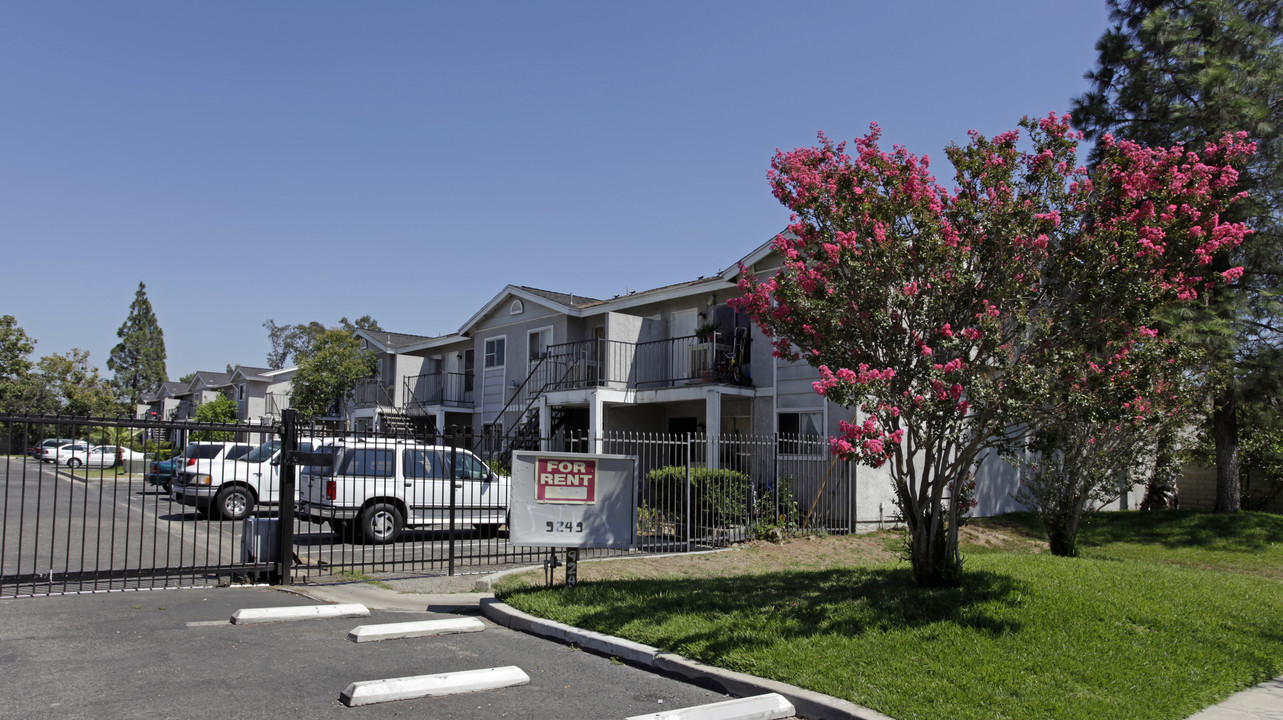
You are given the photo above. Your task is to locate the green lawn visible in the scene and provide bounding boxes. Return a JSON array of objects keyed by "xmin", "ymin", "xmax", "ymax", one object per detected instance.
[{"xmin": 496, "ymin": 512, "xmax": 1283, "ymax": 720}]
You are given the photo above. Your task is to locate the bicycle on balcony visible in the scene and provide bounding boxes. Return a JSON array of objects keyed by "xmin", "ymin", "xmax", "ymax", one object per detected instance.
[{"xmin": 715, "ymin": 326, "xmax": 751, "ymax": 386}]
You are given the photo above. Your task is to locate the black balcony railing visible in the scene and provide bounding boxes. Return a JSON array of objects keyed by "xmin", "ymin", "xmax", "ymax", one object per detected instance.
[
  {"xmin": 538, "ymin": 332, "xmax": 746, "ymax": 392},
  {"xmin": 264, "ymin": 393, "xmax": 289, "ymax": 418},
  {"xmin": 353, "ymin": 378, "xmax": 394, "ymax": 408},
  {"xmin": 403, "ymin": 372, "xmax": 474, "ymax": 412}
]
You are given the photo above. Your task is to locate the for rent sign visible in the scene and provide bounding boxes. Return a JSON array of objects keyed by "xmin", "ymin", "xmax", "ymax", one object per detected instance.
[
  {"xmin": 536, "ymin": 458, "xmax": 596, "ymax": 503},
  {"xmin": 511, "ymin": 451, "xmax": 637, "ymax": 549}
]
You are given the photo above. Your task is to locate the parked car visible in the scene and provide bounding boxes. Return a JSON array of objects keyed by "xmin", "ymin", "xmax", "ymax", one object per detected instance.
[
  {"xmin": 43, "ymin": 441, "xmax": 87, "ymax": 463},
  {"xmin": 171, "ymin": 438, "xmax": 328, "ymax": 521},
  {"xmin": 58, "ymin": 445, "xmax": 118, "ymax": 470},
  {"xmin": 30, "ymin": 438, "xmax": 79, "ymax": 459},
  {"xmin": 147, "ymin": 441, "xmax": 252, "ymax": 493},
  {"xmin": 297, "ymin": 439, "xmax": 509, "ymax": 544}
]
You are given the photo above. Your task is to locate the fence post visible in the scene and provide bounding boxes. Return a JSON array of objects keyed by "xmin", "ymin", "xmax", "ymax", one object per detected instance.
[
  {"xmin": 446, "ymin": 427, "xmax": 458, "ymax": 577},
  {"xmin": 276, "ymin": 409, "xmax": 298, "ymax": 585},
  {"xmin": 684, "ymin": 433, "xmax": 692, "ymax": 553}
]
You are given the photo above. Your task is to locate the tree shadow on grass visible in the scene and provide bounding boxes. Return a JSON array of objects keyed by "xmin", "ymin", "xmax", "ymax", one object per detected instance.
[
  {"xmin": 503, "ymin": 565, "xmax": 1029, "ymax": 658},
  {"xmin": 976, "ymin": 510, "xmax": 1283, "ymax": 553},
  {"xmin": 1077, "ymin": 510, "xmax": 1283, "ymax": 552}
]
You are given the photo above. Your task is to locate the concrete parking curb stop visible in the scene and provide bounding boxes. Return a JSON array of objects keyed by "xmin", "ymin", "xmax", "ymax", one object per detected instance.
[
  {"xmin": 348, "ymin": 617, "xmax": 486, "ymax": 643},
  {"xmin": 626, "ymin": 692, "xmax": 796, "ymax": 720},
  {"xmin": 339, "ymin": 665, "xmax": 530, "ymax": 707},
  {"xmin": 230, "ymin": 602, "xmax": 370, "ymax": 625},
  {"xmin": 480, "ymin": 598, "xmax": 894, "ymax": 720}
]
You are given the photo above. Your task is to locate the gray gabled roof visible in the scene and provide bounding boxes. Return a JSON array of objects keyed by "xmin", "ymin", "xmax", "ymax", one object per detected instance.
[
  {"xmin": 232, "ymin": 365, "xmax": 272, "ymax": 379},
  {"xmin": 143, "ymin": 381, "xmax": 189, "ymax": 403},
  {"xmin": 361, "ymin": 330, "xmax": 439, "ymax": 350},
  {"xmin": 190, "ymin": 371, "xmax": 233, "ymax": 390},
  {"xmin": 514, "ymin": 286, "xmax": 601, "ymax": 309}
]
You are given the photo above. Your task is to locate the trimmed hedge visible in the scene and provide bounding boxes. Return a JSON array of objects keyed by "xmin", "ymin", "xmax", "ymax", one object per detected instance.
[{"xmin": 645, "ymin": 466, "xmax": 752, "ymax": 527}]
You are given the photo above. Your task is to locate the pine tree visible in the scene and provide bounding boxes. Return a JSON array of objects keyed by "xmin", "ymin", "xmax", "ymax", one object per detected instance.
[
  {"xmin": 108, "ymin": 282, "xmax": 169, "ymax": 408},
  {"xmin": 1071, "ymin": 0, "xmax": 1283, "ymax": 512}
]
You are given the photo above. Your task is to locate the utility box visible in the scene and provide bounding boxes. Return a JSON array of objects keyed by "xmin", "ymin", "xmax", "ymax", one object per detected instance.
[
  {"xmin": 509, "ymin": 451, "xmax": 637, "ymax": 550},
  {"xmin": 241, "ymin": 518, "xmax": 280, "ymax": 564}
]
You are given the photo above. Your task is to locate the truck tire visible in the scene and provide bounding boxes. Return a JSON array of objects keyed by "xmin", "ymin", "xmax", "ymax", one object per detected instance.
[
  {"xmin": 214, "ymin": 485, "xmax": 254, "ymax": 522},
  {"xmin": 359, "ymin": 503, "xmax": 403, "ymax": 545}
]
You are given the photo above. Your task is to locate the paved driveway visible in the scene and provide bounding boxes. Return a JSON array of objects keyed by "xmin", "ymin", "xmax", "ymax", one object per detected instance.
[{"xmin": 0, "ymin": 586, "xmax": 726, "ymax": 720}]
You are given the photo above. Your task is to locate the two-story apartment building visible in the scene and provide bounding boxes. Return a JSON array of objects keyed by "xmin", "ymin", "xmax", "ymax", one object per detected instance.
[
  {"xmin": 340, "ymin": 237, "xmax": 1155, "ymax": 525},
  {"xmin": 137, "ymin": 381, "xmax": 188, "ymax": 421},
  {"xmin": 229, "ymin": 365, "xmax": 297, "ymax": 425}
]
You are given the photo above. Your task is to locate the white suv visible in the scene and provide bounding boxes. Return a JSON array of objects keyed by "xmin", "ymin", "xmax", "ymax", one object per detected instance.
[
  {"xmin": 298, "ymin": 439, "xmax": 509, "ymax": 544},
  {"xmin": 172, "ymin": 438, "xmax": 327, "ymax": 521}
]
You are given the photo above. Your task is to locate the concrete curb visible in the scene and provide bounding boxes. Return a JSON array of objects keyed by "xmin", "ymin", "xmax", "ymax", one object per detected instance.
[
  {"xmin": 339, "ymin": 665, "xmax": 530, "ymax": 707},
  {"xmin": 626, "ymin": 692, "xmax": 795, "ymax": 720},
  {"xmin": 348, "ymin": 617, "xmax": 485, "ymax": 643},
  {"xmin": 472, "ymin": 549, "xmax": 737, "ymax": 592},
  {"xmin": 480, "ymin": 599, "xmax": 893, "ymax": 720},
  {"xmin": 230, "ymin": 602, "xmax": 370, "ymax": 625}
]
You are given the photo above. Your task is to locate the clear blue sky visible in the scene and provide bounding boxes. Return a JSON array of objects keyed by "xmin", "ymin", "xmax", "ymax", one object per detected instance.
[{"xmin": 1, "ymin": 1, "xmax": 1112, "ymax": 380}]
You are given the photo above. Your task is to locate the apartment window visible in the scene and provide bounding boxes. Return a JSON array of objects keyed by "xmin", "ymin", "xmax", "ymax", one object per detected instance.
[
  {"xmin": 778, "ymin": 410, "xmax": 824, "ymax": 455},
  {"xmin": 237, "ymin": 384, "xmax": 245, "ymax": 401},
  {"xmin": 484, "ymin": 337, "xmax": 506, "ymax": 368}
]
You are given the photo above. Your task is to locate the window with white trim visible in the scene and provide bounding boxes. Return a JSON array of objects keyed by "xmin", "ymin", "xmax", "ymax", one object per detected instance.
[
  {"xmin": 778, "ymin": 410, "xmax": 824, "ymax": 455},
  {"xmin": 484, "ymin": 337, "xmax": 506, "ymax": 368}
]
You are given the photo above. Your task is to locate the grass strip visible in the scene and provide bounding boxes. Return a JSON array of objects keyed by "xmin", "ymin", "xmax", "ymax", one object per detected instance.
[{"xmin": 498, "ymin": 512, "xmax": 1283, "ymax": 720}]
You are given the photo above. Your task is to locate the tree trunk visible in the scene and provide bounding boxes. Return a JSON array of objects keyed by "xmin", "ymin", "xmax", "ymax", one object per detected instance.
[
  {"xmin": 1212, "ymin": 389, "xmax": 1241, "ymax": 513},
  {"xmin": 908, "ymin": 510, "xmax": 963, "ymax": 587},
  {"xmin": 1141, "ymin": 430, "xmax": 1177, "ymax": 511}
]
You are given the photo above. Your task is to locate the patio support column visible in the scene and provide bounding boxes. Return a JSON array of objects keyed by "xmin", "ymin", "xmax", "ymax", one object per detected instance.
[
  {"xmin": 705, "ymin": 388, "xmax": 721, "ymax": 469},
  {"xmin": 538, "ymin": 395, "xmax": 550, "ymax": 451},
  {"xmin": 588, "ymin": 391, "xmax": 604, "ymax": 454},
  {"xmin": 435, "ymin": 408, "xmax": 447, "ymax": 438}
]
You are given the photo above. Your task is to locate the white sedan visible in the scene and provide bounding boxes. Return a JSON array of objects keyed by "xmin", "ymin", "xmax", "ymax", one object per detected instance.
[
  {"xmin": 42, "ymin": 442, "xmax": 86, "ymax": 463},
  {"xmin": 57, "ymin": 445, "xmax": 118, "ymax": 470}
]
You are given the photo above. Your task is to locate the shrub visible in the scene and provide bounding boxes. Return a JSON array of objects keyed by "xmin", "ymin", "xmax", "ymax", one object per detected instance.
[
  {"xmin": 752, "ymin": 474, "xmax": 802, "ymax": 539},
  {"xmin": 645, "ymin": 466, "xmax": 752, "ymax": 528}
]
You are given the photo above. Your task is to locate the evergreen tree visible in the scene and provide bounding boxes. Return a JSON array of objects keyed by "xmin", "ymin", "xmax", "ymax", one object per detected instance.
[
  {"xmin": 108, "ymin": 282, "xmax": 169, "ymax": 408},
  {"xmin": 1071, "ymin": 0, "xmax": 1283, "ymax": 512}
]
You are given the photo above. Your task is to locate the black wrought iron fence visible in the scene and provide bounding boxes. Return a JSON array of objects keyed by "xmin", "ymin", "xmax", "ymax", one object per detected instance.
[
  {"xmin": 0, "ymin": 413, "xmax": 278, "ymax": 598},
  {"xmin": 3, "ymin": 411, "xmax": 856, "ymax": 598}
]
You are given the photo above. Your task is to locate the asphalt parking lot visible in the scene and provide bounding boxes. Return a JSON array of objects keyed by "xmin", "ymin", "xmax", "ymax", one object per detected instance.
[{"xmin": 0, "ymin": 586, "xmax": 728, "ymax": 720}]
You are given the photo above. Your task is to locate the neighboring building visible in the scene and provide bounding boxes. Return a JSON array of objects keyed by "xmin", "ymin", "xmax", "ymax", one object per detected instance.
[
  {"xmin": 229, "ymin": 365, "xmax": 297, "ymax": 425},
  {"xmin": 346, "ymin": 330, "xmax": 473, "ymax": 437},
  {"xmin": 172, "ymin": 371, "xmax": 234, "ymax": 421},
  {"xmin": 137, "ymin": 381, "xmax": 188, "ymax": 421}
]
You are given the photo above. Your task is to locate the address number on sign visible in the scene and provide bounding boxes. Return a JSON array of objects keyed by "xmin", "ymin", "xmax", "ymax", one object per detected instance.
[{"xmin": 545, "ymin": 521, "xmax": 584, "ymax": 533}]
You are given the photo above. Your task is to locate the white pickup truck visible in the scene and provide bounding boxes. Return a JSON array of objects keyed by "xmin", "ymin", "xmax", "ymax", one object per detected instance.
[
  {"xmin": 171, "ymin": 437, "xmax": 326, "ymax": 521},
  {"xmin": 297, "ymin": 438, "xmax": 509, "ymax": 544}
]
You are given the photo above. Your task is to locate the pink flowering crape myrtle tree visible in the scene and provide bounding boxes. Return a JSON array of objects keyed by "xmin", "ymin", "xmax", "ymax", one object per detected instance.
[
  {"xmin": 734, "ymin": 115, "xmax": 1252, "ymax": 586},
  {"xmin": 1005, "ymin": 129, "xmax": 1254, "ymax": 556}
]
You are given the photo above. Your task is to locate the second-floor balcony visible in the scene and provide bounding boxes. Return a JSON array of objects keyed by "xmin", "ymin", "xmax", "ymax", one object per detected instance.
[
  {"xmin": 264, "ymin": 392, "xmax": 289, "ymax": 418},
  {"xmin": 534, "ymin": 332, "xmax": 751, "ymax": 393},
  {"xmin": 403, "ymin": 372, "xmax": 474, "ymax": 412},
  {"xmin": 353, "ymin": 378, "xmax": 394, "ymax": 408}
]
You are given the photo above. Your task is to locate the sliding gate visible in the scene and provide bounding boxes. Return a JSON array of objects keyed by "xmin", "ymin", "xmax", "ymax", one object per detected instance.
[{"xmin": 0, "ymin": 413, "xmax": 280, "ymax": 597}]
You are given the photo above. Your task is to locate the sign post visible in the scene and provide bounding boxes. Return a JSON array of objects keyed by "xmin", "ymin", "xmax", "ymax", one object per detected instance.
[{"xmin": 510, "ymin": 451, "xmax": 637, "ymax": 585}]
